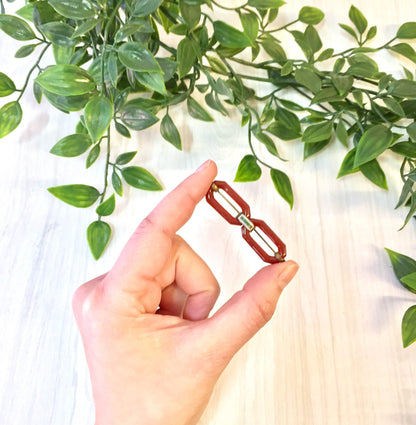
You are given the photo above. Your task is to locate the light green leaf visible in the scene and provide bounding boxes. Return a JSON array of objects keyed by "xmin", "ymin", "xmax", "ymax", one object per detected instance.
[
  {"xmin": 332, "ymin": 74, "xmax": 354, "ymax": 95},
  {"xmin": 112, "ymin": 171, "xmax": 123, "ymax": 196},
  {"xmin": 266, "ymin": 120, "xmax": 300, "ymax": 141},
  {"xmin": 115, "ymin": 151, "xmax": 137, "ymax": 165},
  {"xmin": 294, "ymin": 68, "xmax": 321, "ymax": 94},
  {"xmin": 160, "ymin": 113, "xmax": 182, "ymax": 150},
  {"xmin": 115, "ymin": 122, "xmax": 131, "ymax": 138},
  {"xmin": 239, "ymin": 12, "xmax": 259, "ymax": 42},
  {"xmin": 304, "ymin": 25, "xmax": 322, "ymax": 54},
  {"xmin": 335, "ymin": 120, "xmax": 348, "ymax": 147},
  {"xmin": 0, "ymin": 15, "xmax": 36, "ymax": 41},
  {"xmin": 401, "ymin": 272, "xmax": 416, "ymax": 292},
  {"xmin": 49, "ymin": 0, "xmax": 96, "ymax": 19},
  {"xmin": 118, "ymin": 42, "xmax": 162, "ymax": 73},
  {"xmin": 86, "ymin": 144, "xmax": 100, "ymax": 168},
  {"xmin": 396, "ymin": 22, "xmax": 416, "ymax": 39},
  {"xmin": 42, "ymin": 89, "xmax": 91, "ymax": 113},
  {"xmin": 206, "ymin": 55, "xmax": 228, "ymax": 75},
  {"xmin": 337, "ymin": 148, "xmax": 359, "ymax": 178},
  {"xmin": 339, "ymin": 23, "xmax": 358, "ymax": 41},
  {"xmin": 15, "ymin": 44, "xmax": 37, "ymax": 58},
  {"xmin": 301, "ymin": 120, "xmax": 333, "ymax": 143},
  {"xmin": 247, "ymin": 0, "xmax": 285, "ymax": 9},
  {"xmin": 0, "ymin": 101, "xmax": 22, "ymax": 138},
  {"xmin": 180, "ymin": 0, "xmax": 201, "ymax": 28},
  {"xmin": 234, "ymin": 155, "xmax": 261, "ymax": 182},
  {"xmin": 177, "ymin": 38, "xmax": 198, "ymax": 79},
  {"xmin": 349, "ymin": 5, "xmax": 367, "ymax": 34},
  {"xmin": 132, "ymin": 0, "xmax": 163, "ymax": 16},
  {"xmin": 41, "ymin": 22, "xmax": 75, "ymax": 47},
  {"xmin": 389, "ymin": 43, "xmax": 416, "ymax": 64},
  {"xmin": 187, "ymin": 97, "xmax": 214, "ymax": 121},
  {"xmin": 354, "ymin": 125, "xmax": 393, "ymax": 167},
  {"xmin": 383, "ymin": 97, "xmax": 406, "ymax": 117},
  {"xmin": 119, "ymin": 104, "xmax": 159, "ymax": 130},
  {"xmin": 72, "ymin": 18, "xmax": 101, "ymax": 39},
  {"xmin": 87, "ymin": 221, "xmax": 111, "ymax": 260},
  {"xmin": 35, "ymin": 65, "xmax": 95, "ymax": 96},
  {"xmin": 84, "ymin": 96, "xmax": 113, "ymax": 142},
  {"xmin": 121, "ymin": 166, "xmax": 163, "ymax": 191},
  {"xmin": 385, "ymin": 248, "xmax": 416, "ymax": 294},
  {"xmin": 270, "ymin": 168, "xmax": 293, "ymax": 209},
  {"xmin": 47, "ymin": 184, "xmax": 100, "ymax": 208},
  {"xmin": 298, "ymin": 6, "xmax": 324, "ymax": 25},
  {"xmin": 252, "ymin": 125, "xmax": 280, "ymax": 157},
  {"xmin": 317, "ymin": 48, "xmax": 334, "ymax": 62},
  {"xmin": 0, "ymin": 72, "xmax": 16, "ymax": 97},
  {"xmin": 50, "ymin": 133, "xmax": 92, "ymax": 157},
  {"xmin": 359, "ymin": 159, "xmax": 388, "ymax": 190},
  {"xmin": 260, "ymin": 34, "xmax": 287, "ymax": 64},
  {"xmin": 213, "ymin": 21, "xmax": 253, "ymax": 48},
  {"xmin": 135, "ymin": 72, "xmax": 167, "ymax": 95},
  {"xmin": 96, "ymin": 194, "xmax": 116, "ymax": 217},
  {"xmin": 347, "ymin": 53, "xmax": 378, "ymax": 78},
  {"xmin": 407, "ymin": 122, "xmax": 416, "ymax": 141},
  {"xmin": 402, "ymin": 305, "xmax": 416, "ymax": 348}
]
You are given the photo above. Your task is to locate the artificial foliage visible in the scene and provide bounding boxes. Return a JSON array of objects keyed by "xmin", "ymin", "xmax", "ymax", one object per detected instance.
[{"xmin": 0, "ymin": 0, "xmax": 415, "ymax": 345}]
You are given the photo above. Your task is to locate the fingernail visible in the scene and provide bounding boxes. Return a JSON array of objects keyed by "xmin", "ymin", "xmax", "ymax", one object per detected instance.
[
  {"xmin": 278, "ymin": 261, "xmax": 299, "ymax": 288},
  {"xmin": 195, "ymin": 159, "xmax": 212, "ymax": 173}
]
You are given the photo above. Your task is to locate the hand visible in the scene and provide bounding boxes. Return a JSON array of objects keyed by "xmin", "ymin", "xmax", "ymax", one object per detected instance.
[{"xmin": 72, "ymin": 160, "xmax": 299, "ymax": 425}]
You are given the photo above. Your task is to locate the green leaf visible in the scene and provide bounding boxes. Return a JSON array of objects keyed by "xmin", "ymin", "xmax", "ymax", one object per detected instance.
[
  {"xmin": 337, "ymin": 148, "xmax": 359, "ymax": 178},
  {"xmin": 389, "ymin": 79, "xmax": 416, "ymax": 98},
  {"xmin": 180, "ymin": 0, "xmax": 200, "ymax": 28},
  {"xmin": 240, "ymin": 11, "xmax": 259, "ymax": 42},
  {"xmin": 0, "ymin": 101, "xmax": 22, "ymax": 139},
  {"xmin": 115, "ymin": 122, "xmax": 131, "ymax": 138},
  {"xmin": 160, "ymin": 113, "xmax": 182, "ymax": 150},
  {"xmin": 270, "ymin": 168, "xmax": 293, "ymax": 209},
  {"xmin": 359, "ymin": 159, "xmax": 388, "ymax": 190},
  {"xmin": 317, "ymin": 48, "xmax": 334, "ymax": 62},
  {"xmin": 402, "ymin": 305, "xmax": 416, "ymax": 348},
  {"xmin": 35, "ymin": 65, "xmax": 95, "ymax": 96},
  {"xmin": 311, "ymin": 87, "xmax": 344, "ymax": 104},
  {"xmin": 298, "ymin": 6, "xmax": 324, "ymax": 25},
  {"xmin": 119, "ymin": 104, "xmax": 159, "ymax": 130},
  {"xmin": 349, "ymin": 5, "xmax": 367, "ymax": 34},
  {"xmin": 87, "ymin": 221, "xmax": 111, "ymax": 260},
  {"xmin": 0, "ymin": 72, "xmax": 16, "ymax": 97},
  {"xmin": 385, "ymin": 248, "xmax": 416, "ymax": 294},
  {"xmin": 96, "ymin": 194, "xmax": 116, "ymax": 217},
  {"xmin": 0, "ymin": 15, "xmax": 36, "ymax": 41},
  {"xmin": 112, "ymin": 171, "xmax": 123, "ymax": 196},
  {"xmin": 47, "ymin": 184, "xmax": 100, "ymax": 208},
  {"xmin": 354, "ymin": 125, "xmax": 393, "ymax": 167},
  {"xmin": 86, "ymin": 144, "xmax": 100, "ymax": 168},
  {"xmin": 347, "ymin": 54, "xmax": 378, "ymax": 78},
  {"xmin": 294, "ymin": 68, "xmax": 321, "ymax": 94},
  {"xmin": 115, "ymin": 151, "xmax": 137, "ymax": 165},
  {"xmin": 280, "ymin": 61, "xmax": 293, "ymax": 76},
  {"xmin": 41, "ymin": 22, "xmax": 75, "ymax": 47},
  {"xmin": 49, "ymin": 0, "xmax": 96, "ymax": 19},
  {"xmin": 407, "ymin": 122, "xmax": 416, "ymax": 141},
  {"xmin": 234, "ymin": 155, "xmax": 261, "ymax": 182},
  {"xmin": 390, "ymin": 141, "xmax": 416, "ymax": 158},
  {"xmin": 302, "ymin": 120, "xmax": 333, "ymax": 143},
  {"xmin": 304, "ymin": 25, "xmax": 322, "ymax": 54},
  {"xmin": 303, "ymin": 137, "xmax": 331, "ymax": 159},
  {"xmin": 252, "ymin": 125, "xmax": 279, "ymax": 157},
  {"xmin": 206, "ymin": 55, "xmax": 228, "ymax": 75},
  {"xmin": 213, "ymin": 21, "xmax": 253, "ymax": 48},
  {"xmin": 132, "ymin": 0, "xmax": 163, "ymax": 16},
  {"xmin": 118, "ymin": 42, "xmax": 162, "ymax": 73},
  {"xmin": 339, "ymin": 23, "xmax": 358, "ymax": 41},
  {"xmin": 332, "ymin": 74, "xmax": 354, "ymax": 96},
  {"xmin": 50, "ymin": 133, "xmax": 92, "ymax": 157},
  {"xmin": 53, "ymin": 45, "xmax": 75, "ymax": 65},
  {"xmin": 135, "ymin": 72, "xmax": 167, "ymax": 95},
  {"xmin": 266, "ymin": 121, "xmax": 300, "ymax": 141},
  {"xmin": 15, "ymin": 44, "xmax": 37, "ymax": 59},
  {"xmin": 84, "ymin": 96, "xmax": 113, "ymax": 142},
  {"xmin": 121, "ymin": 166, "xmax": 162, "ymax": 191},
  {"xmin": 260, "ymin": 34, "xmax": 287, "ymax": 64},
  {"xmin": 389, "ymin": 43, "xmax": 416, "ymax": 64},
  {"xmin": 72, "ymin": 18, "xmax": 101, "ymax": 39},
  {"xmin": 383, "ymin": 97, "xmax": 406, "ymax": 117},
  {"xmin": 396, "ymin": 22, "xmax": 416, "ymax": 39},
  {"xmin": 187, "ymin": 97, "xmax": 214, "ymax": 121},
  {"xmin": 177, "ymin": 38, "xmax": 198, "ymax": 79},
  {"xmin": 247, "ymin": 0, "xmax": 285, "ymax": 9},
  {"xmin": 401, "ymin": 272, "xmax": 416, "ymax": 292}
]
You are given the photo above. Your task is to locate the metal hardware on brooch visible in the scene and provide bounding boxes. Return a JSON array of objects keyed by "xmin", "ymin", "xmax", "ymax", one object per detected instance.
[{"xmin": 205, "ymin": 180, "xmax": 287, "ymax": 264}]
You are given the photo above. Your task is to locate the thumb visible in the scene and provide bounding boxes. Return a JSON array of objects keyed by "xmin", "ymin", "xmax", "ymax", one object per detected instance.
[{"xmin": 206, "ymin": 260, "xmax": 298, "ymax": 361}]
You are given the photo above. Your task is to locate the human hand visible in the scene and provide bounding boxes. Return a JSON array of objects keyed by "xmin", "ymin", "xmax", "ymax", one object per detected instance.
[{"xmin": 72, "ymin": 160, "xmax": 299, "ymax": 425}]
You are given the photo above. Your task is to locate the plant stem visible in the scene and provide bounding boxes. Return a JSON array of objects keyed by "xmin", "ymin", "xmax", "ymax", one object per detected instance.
[
  {"xmin": 265, "ymin": 19, "xmax": 299, "ymax": 34},
  {"xmin": 211, "ymin": 0, "xmax": 248, "ymax": 10},
  {"xmin": 100, "ymin": 127, "xmax": 112, "ymax": 206}
]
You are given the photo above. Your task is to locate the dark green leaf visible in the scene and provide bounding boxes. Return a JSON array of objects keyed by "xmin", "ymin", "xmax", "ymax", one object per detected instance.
[
  {"xmin": 15, "ymin": 44, "xmax": 37, "ymax": 58},
  {"xmin": 400, "ymin": 192, "xmax": 416, "ymax": 229},
  {"xmin": 0, "ymin": 72, "xmax": 16, "ymax": 97},
  {"xmin": 121, "ymin": 166, "xmax": 162, "ymax": 191},
  {"xmin": 47, "ymin": 184, "xmax": 100, "ymax": 208},
  {"xmin": 298, "ymin": 6, "xmax": 324, "ymax": 25},
  {"xmin": 337, "ymin": 148, "xmax": 359, "ymax": 178},
  {"xmin": 177, "ymin": 38, "xmax": 198, "ymax": 79},
  {"xmin": 333, "ymin": 57, "xmax": 346, "ymax": 73},
  {"xmin": 266, "ymin": 121, "xmax": 300, "ymax": 141},
  {"xmin": 234, "ymin": 154, "xmax": 261, "ymax": 182},
  {"xmin": 187, "ymin": 97, "xmax": 214, "ymax": 121},
  {"xmin": 385, "ymin": 248, "xmax": 416, "ymax": 293},
  {"xmin": 119, "ymin": 105, "xmax": 159, "ymax": 130},
  {"xmin": 389, "ymin": 43, "xmax": 416, "ymax": 64},
  {"xmin": 115, "ymin": 121, "xmax": 131, "ymax": 138},
  {"xmin": 311, "ymin": 87, "xmax": 344, "ymax": 104},
  {"xmin": 247, "ymin": 0, "xmax": 285, "ymax": 9},
  {"xmin": 383, "ymin": 97, "xmax": 406, "ymax": 117},
  {"xmin": 72, "ymin": 18, "xmax": 101, "ymax": 39},
  {"xmin": 0, "ymin": 101, "xmax": 22, "ymax": 138},
  {"xmin": 279, "ymin": 99, "xmax": 305, "ymax": 111},
  {"xmin": 87, "ymin": 221, "xmax": 111, "ymax": 260},
  {"xmin": 49, "ymin": 0, "xmax": 96, "ymax": 19},
  {"xmin": 407, "ymin": 122, "xmax": 416, "ymax": 141},
  {"xmin": 112, "ymin": 170, "xmax": 123, "ymax": 196},
  {"xmin": 33, "ymin": 81, "xmax": 42, "ymax": 104},
  {"xmin": 396, "ymin": 22, "xmax": 416, "ymax": 39},
  {"xmin": 354, "ymin": 125, "xmax": 393, "ymax": 167},
  {"xmin": 303, "ymin": 137, "xmax": 331, "ymax": 159},
  {"xmin": 135, "ymin": 71, "xmax": 167, "ymax": 95},
  {"xmin": 50, "ymin": 133, "xmax": 92, "ymax": 157},
  {"xmin": 302, "ymin": 120, "xmax": 333, "ymax": 143},
  {"xmin": 294, "ymin": 68, "xmax": 321, "ymax": 94},
  {"xmin": 270, "ymin": 168, "xmax": 293, "ymax": 209},
  {"xmin": 0, "ymin": 15, "xmax": 36, "ymax": 41},
  {"xmin": 252, "ymin": 125, "xmax": 279, "ymax": 157},
  {"xmin": 96, "ymin": 194, "xmax": 116, "ymax": 216},
  {"xmin": 205, "ymin": 92, "xmax": 228, "ymax": 116},
  {"xmin": 347, "ymin": 53, "xmax": 378, "ymax": 78},
  {"xmin": 335, "ymin": 121, "xmax": 348, "ymax": 147},
  {"xmin": 84, "ymin": 96, "xmax": 113, "ymax": 142},
  {"xmin": 349, "ymin": 5, "xmax": 367, "ymax": 34},
  {"xmin": 115, "ymin": 151, "xmax": 137, "ymax": 166},
  {"xmin": 35, "ymin": 65, "xmax": 95, "ymax": 96},
  {"xmin": 118, "ymin": 42, "xmax": 162, "ymax": 73},
  {"xmin": 360, "ymin": 159, "xmax": 388, "ymax": 190},
  {"xmin": 86, "ymin": 144, "xmax": 100, "ymax": 168},
  {"xmin": 160, "ymin": 113, "xmax": 182, "ymax": 150},
  {"xmin": 390, "ymin": 79, "xmax": 416, "ymax": 98},
  {"xmin": 240, "ymin": 11, "xmax": 259, "ymax": 42},
  {"xmin": 390, "ymin": 142, "xmax": 416, "ymax": 158},
  {"xmin": 157, "ymin": 58, "xmax": 178, "ymax": 82},
  {"xmin": 132, "ymin": 0, "xmax": 163, "ymax": 16},
  {"xmin": 43, "ymin": 89, "xmax": 91, "ymax": 113},
  {"xmin": 366, "ymin": 25, "xmax": 377, "ymax": 41},
  {"xmin": 213, "ymin": 21, "xmax": 253, "ymax": 48},
  {"xmin": 402, "ymin": 305, "xmax": 416, "ymax": 348}
]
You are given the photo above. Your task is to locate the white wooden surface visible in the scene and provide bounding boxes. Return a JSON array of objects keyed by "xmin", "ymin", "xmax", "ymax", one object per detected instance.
[{"xmin": 1, "ymin": 1, "xmax": 416, "ymax": 424}]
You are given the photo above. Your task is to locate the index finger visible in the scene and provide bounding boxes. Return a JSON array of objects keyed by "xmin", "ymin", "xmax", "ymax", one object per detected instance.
[{"xmin": 110, "ymin": 159, "xmax": 217, "ymax": 281}]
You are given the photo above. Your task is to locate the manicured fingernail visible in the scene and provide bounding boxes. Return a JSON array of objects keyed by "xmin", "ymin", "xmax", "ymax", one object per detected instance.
[{"xmin": 195, "ymin": 159, "xmax": 212, "ymax": 173}]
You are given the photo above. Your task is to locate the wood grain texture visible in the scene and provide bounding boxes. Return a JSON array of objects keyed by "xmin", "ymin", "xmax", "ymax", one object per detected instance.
[{"xmin": 0, "ymin": 1, "xmax": 415, "ymax": 424}]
